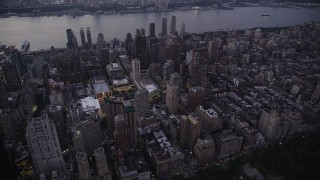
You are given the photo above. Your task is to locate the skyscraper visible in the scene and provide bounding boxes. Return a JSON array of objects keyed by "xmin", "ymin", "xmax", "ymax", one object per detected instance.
[
  {"xmin": 170, "ymin": 16, "xmax": 176, "ymax": 35},
  {"xmin": 162, "ymin": 18, "xmax": 167, "ymax": 36},
  {"xmin": 180, "ymin": 22, "xmax": 185, "ymax": 35},
  {"xmin": 66, "ymin": 29, "xmax": 74, "ymax": 49},
  {"xmin": 208, "ymin": 38, "xmax": 223, "ymax": 64},
  {"xmin": 101, "ymin": 48, "xmax": 111, "ymax": 67},
  {"xmin": 167, "ymin": 40, "xmax": 182, "ymax": 72},
  {"xmin": 132, "ymin": 58, "xmax": 141, "ymax": 81},
  {"xmin": 80, "ymin": 28, "xmax": 86, "ymax": 47},
  {"xmin": 94, "ymin": 147, "xmax": 112, "ymax": 179},
  {"xmin": 158, "ymin": 37, "xmax": 168, "ymax": 64},
  {"xmin": 26, "ymin": 114, "xmax": 65, "ymax": 174},
  {"xmin": 149, "ymin": 23, "xmax": 156, "ymax": 37},
  {"xmin": 72, "ymin": 34, "xmax": 79, "ymax": 54},
  {"xmin": 147, "ymin": 39, "xmax": 160, "ymax": 64},
  {"xmin": 134, "ymin": 88, "xmax": 149, "ymax": 117},
  {"xmin": 147, "ymin": 24, "xmax": 159, "ymax": 64},
  {"xmin": 122, "ymin": 100, "xmax": 137, "ymax": 147},
  {"xmin": 141, "ymin": 28, "xmax": 146, "ymax": 37},
  {"xmin": 190, "ymin": 48, "xmax": 208, "ymax": 86},
  {"xmin": 114, "ymin": 114, "xmax": 130, "ymax": 151},
  {"xmin": 66, "ymin": 29, "xmax": 78, "ymax": 53},
  {"xmin": 76, "ymin": 152, "xmax": 91, "ymax": 180},
  {"xmin": 134, "ymin": 31, "xmax": 148, "ymax": 70},
  {"xmin": 188, "ymin": 86, "xmax": 205, "ymax": 111},
  {"xmin": 73, "ymin": 118, "xmax": 102, "ymax": 155},
  {"xmin": 104, "ymin": 97, "xmax": 123, "ymax": 138},
  {"xmin": 166, "ymin": 73, "xmax": 180, "ymax": 114},
  {"xmin": 0, "ymin": 53, "xmax": 22, "ymax": 92},
  {"xmin": 162, "ymin": 59, "xmax": 174, "ymax": 80},
  {"xmin": 125, "ymin": 33, "xmax": 134, "ymax": 57},
  {"xmin": 179, "ymin": 114, "xmax": 201, "ymax": 149},
  {"xmin": 48, "ymin": 105, "xmax": 67, "ymax": 150},
  {"xmin": 96, "ymin": 33, "xmax": 107, "ymax": 59},
  {"xmin": 86, "ymin": 27, "xmax": 92, "ymax": 47}
]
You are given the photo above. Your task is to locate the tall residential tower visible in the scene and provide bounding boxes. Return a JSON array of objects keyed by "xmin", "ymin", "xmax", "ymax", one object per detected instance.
[{"xmin": 26, "ymin": 114, "xmax": 65, "ymax": 174}]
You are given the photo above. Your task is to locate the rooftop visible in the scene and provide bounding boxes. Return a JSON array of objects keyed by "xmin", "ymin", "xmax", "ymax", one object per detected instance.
[
  {"xmin": 153, "ymin": 130, "xmax": 171, "ymax": 149},
  {"xmin": 112, "ymin": 77, "xmax": 129, "ymax": 86},
  {"xmin": 79, "ymin": 96, "xmax": 100, "ymax": 112},
  {"xmin": 137, "ymin": 78, "xmax": 159, "ymax": 95},
  {"xmin": 76, "ymin": 152, "xmax": 87, "ymax": 160},
  {"xmin": 49, "ymin": 105, "xmax": 62, "ymax": 112},
  {"xmin": 93, "ymin": 75, "xmax": 106, "ymax": 84},
  {"xmin": 93, "ymin": 82, "xmax": 110, "ymax": 94}
]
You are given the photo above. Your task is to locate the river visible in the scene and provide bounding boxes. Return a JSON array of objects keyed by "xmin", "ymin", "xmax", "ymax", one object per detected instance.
[{"xmin": 0, "ymin": 7, "xmax": 319, "ymax": 51}]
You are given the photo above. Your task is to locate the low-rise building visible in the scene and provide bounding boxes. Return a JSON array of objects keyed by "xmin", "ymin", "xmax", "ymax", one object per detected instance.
[{"xmin": 92, "ymin": 75, "xmax": 111, "ymax": 101}]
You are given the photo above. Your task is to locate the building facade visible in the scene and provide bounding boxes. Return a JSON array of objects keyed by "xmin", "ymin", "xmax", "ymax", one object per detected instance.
[{"xmin": 26, "ymin": 114, "xmax": 66, "ymax": 174}]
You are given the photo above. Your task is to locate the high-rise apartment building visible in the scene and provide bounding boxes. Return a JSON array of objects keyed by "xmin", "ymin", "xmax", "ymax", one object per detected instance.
[
  {"xmin": 147, "ymin": 26, "xmax": 159, "ymax": 65},
  {"xmin": 125, "ymin": 33, "xmax": 134, "ymax": 57},
  {"xmin": 94, "ymin": 147, "xmax": 112, "ymax": 179},
  {"xmin": 104, "ymin": 97, "xmax": 123, "ymax": 138},
  {"xmin": 166, "ymin": 73, "xmax": 180, "ymax": 114},
  {"xmin": 80, "ymin": 28, "xmax": 86, "ymax": 47},
  {"xmin": 161, "ymin": 18, "xmax": 167, "ymax": 36},
  {"xmin": 26, "ymin": 114, "xmax": 65, "ymax": 174},
  {"xmin": 258, "ymin": 109, "xmax": 289, "ymax": 140},
  {"xmin": 190, "ymin": 48, "xmax": 208, "ymax": 86},
  {"xmin": 114, "ymin": 114, "xmax": 131, "ymax": 151},
  {"xmin": 86, "ymin": 27, "xmax": 92, "ymax": 47},
  {"xmin": 76, "ymin": 152, "xmax": 91, "ymax": 180},
  {"xmin": 73, "ymin": 118, "xmax": 102, "ymax": 155},
  {"xmin": 188, "ymin": 86, "xmax": 205, "ymax": 111},
  {"xmin": 193, "ymin": 136, "xmax": 215, "ymax": 164},
  {"xmin": 66, "ymin": 29, "xmax": 74, "ymax": 49},
  {"xmin": 208, "ymin": 38, "xmax": 223, "ymax": 64},
  {"xmin": 167, "ymin": 40, "xmax": 182, "ymax": 72},
  {"xmin": 134, "ymin": 31, "xmax": 148, "ymax": 70},
  {"xmin": 122, "ymin": 100, "xmax": 137, "ymax": 147},
  {"xmin": 141, "ymin": 28, "xmax": 146, "ymax": 37},
  {"xmin": 132, "ymin": 58, "xmax": 141, "ymax": 81},
  {"xmin": 48, "ymin": 105, "xmax": 67, "ymax": 149},
  {"xmin": 195, "ymin": 106, "xmax": 223, "ymax": 132},
  {"xmin": 0, "ymin": 55, "xmax": 22, "ymax": 92},
  {"xmin": 170, "ymin": 16, "xmax": 176, "ymax": 35},
  {"xmin": 162, "ymin": 59, "xmax": 174, "ymax": 80},
  {"xmin": 96, "ymin": 33, "xmax": 107, "ymax": 59},
  {"xmin": 179, "ymin": 114, "xmax": 201, "ymax": 149},
  {"xmin": 134, "ymin": 88, "xmax": 149, "ymax": 118},
  {"xmin": 180, "ymin": 22, "xmax": 185, "ymax": 35},
  {"xmin": 215, "ymin": 131, "xmax": 243, "ymax": 159},
  {"xmin": 149, "ymin": 23, "xmax": 156, "ymax": 37}
]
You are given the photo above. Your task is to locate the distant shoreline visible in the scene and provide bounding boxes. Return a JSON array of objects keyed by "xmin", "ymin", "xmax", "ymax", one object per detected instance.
[
  {"xmin": 9, "ymin": 22, "xmax": 318, "ymax": 53},
  {"xmin": 1, "ymin": 2, "xmax": 319, "ymax": 17}
]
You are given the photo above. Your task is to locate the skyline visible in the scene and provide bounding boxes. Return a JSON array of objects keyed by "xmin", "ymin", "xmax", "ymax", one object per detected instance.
[{"xmin": 1, "ymin": 6, "xmax": 320, "ymax": 50}]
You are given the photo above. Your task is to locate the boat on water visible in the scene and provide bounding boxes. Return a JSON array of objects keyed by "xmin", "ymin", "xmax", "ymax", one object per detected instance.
[
  {"xmin": 192, "ymin": 6, "xmax": 203, "ymax": 10},
  {"xmin": 21, "ymin": 41, "xmax": 30, "ymax": 52},
  {"xmin": 261, "ymin": 14, "xmax": 271, "ymax": 17}
]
